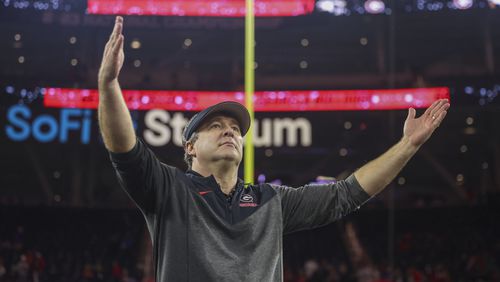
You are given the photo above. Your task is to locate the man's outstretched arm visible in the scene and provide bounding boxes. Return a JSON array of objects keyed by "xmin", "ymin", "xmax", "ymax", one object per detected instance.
[
  {"xmin": 98, "ymin": 16, "xmax": 136, "ymax": 153},
  {"xmin": 354, "ymin": 99, "xmax": 450, "ymax": 196}
]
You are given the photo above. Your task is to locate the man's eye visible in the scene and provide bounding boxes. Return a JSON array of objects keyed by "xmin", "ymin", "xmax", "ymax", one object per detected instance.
[
  {"xmin": 211, "ymin": 123, "xmax": 221, "ymax": 128},
  {"xmin": 232, "ymin": 127, "xmax": 241, "ymax": 133}
]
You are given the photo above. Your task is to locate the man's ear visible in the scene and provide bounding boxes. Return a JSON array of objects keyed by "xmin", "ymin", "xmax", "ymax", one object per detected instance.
[{"xmin": 186, "ymin": 142, "xmax": 196, "ymax": 157}]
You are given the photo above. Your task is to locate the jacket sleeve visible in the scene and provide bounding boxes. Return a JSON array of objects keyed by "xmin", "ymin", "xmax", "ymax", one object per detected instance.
[
  {"xmin": 273, "ymin": 174, "xmax": 371, "ymax": 235},
  {"xmin": 109, "ymin": 138, "xmax": 178, "ymax": 215}
]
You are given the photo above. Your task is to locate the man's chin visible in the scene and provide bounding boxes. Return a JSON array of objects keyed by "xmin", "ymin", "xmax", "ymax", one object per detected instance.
[{"xmin": 213, "ymin": 153, "xmax": 242, "ymax": 164}]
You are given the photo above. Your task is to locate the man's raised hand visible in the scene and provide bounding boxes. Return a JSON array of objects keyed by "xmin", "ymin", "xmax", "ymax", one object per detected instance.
[
  {"xmin": 98, "ymin": 16, "xmax": 125, "ymax": 86},
  {"xmin": 403, "ymin": 99, "xmax": 450, "ymax": 147}
]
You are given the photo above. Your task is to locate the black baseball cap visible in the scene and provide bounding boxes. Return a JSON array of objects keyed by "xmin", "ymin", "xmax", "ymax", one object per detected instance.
[{"xmin": 182, "ymin": 101, "xmax": 251, "ymax": 142}]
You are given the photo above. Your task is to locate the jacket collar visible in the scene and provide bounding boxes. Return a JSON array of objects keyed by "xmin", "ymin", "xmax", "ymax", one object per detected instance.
[{"xmin": 186, "ymin": 169, "xmax": 245, "ymax": 190}]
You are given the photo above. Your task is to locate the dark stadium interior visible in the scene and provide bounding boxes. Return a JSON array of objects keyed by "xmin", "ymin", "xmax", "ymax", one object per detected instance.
[{"xmin": 1, "ymin": 0, "xmax": 499, "ymax": 281}]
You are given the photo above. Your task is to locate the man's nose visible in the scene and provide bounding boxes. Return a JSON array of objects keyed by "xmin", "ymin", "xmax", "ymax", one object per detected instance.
[{"xmin": 222, "ymin": 126, "xmax": 235, "ymax": 136}]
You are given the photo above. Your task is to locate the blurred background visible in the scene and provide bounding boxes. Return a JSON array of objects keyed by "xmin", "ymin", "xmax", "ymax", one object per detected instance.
[{"xmin": 1, "ymin": 0, "xmax": 500, "ymax": 281}]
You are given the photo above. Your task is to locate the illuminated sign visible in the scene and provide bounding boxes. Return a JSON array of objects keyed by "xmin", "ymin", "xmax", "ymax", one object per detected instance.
[
  {"xmin": 143, "ymin": 109, "xmax": 312, "ymax": 147},
  {"xmin": 6, "ymin": 86, "xmax": 451, "ymax": 146},
  {"xmin": 87, "ymin": 0, "xmax": 316, "ymax": 17},
  {"xmin": 43, "ymin": 87, "xmax": 450, "ymax": 111},
  {"xmin": 6, "ymin": 105, "xmax": 92, "ymax": 144},
  {"xmin": 4, "ymin": 105, "xmax": 312, "ymax": 147}
]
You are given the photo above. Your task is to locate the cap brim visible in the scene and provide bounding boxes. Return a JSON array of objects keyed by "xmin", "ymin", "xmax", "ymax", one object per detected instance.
[
  {"xmin": 185, "ymin": 101, "xmax": 251, "ymax": 141},
  {"xmin": 203, "ymin": 101, "xmax": 251, "ymax": 136}
]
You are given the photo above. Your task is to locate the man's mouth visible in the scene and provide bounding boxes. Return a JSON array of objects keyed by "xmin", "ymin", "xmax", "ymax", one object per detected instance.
[{"xmin": 220, "ymin": 142, "xmax": 236, "ymax": 148}]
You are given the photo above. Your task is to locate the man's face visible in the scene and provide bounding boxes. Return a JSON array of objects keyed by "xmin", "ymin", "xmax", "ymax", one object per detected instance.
[{"xmin": 187, "ymin": 115, "xmax": 243, "ymax": 167}]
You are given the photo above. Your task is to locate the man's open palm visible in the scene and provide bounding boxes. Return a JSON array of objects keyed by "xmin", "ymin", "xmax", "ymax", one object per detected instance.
[{"xmin": 403, "ymin": 99, "xmax": 450, "ymax": 147}]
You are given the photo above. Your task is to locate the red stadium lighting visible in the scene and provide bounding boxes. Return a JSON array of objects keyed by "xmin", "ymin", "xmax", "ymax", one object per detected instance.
[
  {"xmin": 87, "ymin": 0, "xmax": 316, "ymax": 17},
  {"xmin": 43, "ymin": 87, "xmax": 450, "ymax": 112}
]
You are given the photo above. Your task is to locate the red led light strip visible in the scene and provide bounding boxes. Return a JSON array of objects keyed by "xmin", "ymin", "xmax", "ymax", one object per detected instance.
[
  {"xmin": 87, "ymin": 0, "xmax": 315, "ymax": 17},
  {"xmin": 43, "ymin": 87, "xmax": 450, "ymax": 111}
]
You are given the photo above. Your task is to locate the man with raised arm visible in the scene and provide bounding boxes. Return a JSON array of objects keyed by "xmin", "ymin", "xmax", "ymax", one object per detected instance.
[{"xmin": 98, "ymin": 17, "xmax": 450, "ymax": 281}]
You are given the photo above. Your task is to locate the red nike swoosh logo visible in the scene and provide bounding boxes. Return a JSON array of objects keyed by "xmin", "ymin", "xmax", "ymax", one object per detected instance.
[{"xmin": 199, "ymin": 191, "xmax": 212, "ymax": 195}]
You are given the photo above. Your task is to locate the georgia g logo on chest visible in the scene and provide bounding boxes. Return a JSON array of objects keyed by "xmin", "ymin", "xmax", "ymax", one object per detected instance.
[{"xmin": 239, "ymin": 194, "xmax": 258, "ymax": 207}]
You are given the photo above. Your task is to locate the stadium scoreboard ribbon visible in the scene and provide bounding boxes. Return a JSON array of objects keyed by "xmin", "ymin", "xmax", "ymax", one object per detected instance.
[{"xmin": 43, "ymin": 88, "xmax": 451, "ymax": 111}]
